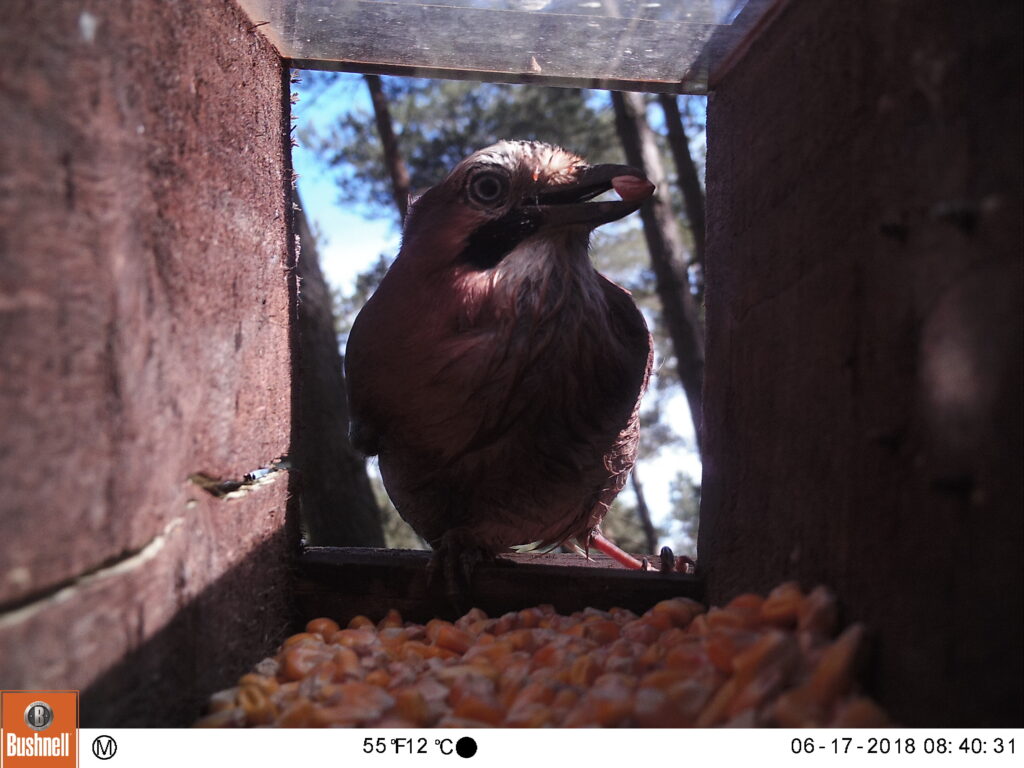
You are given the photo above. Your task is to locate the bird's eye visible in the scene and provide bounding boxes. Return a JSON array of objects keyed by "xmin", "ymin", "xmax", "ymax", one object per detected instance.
[{"xmin": 468, "ymin": 171, "xmax": 508, "ymax": 207}]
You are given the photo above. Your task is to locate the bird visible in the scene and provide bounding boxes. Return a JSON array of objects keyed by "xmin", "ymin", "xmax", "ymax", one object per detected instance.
[{"xmin": 344, "ymin": 140, "xmax": 657, "ymax": 593}]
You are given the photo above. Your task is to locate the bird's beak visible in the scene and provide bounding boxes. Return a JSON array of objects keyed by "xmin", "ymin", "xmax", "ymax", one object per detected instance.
[{"xmin": 533, "ymin": 164, "xmax": 655, "ymax": 229}]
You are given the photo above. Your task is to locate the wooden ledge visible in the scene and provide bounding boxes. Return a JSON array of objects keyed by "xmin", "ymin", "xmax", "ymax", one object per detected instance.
[{"xmin": 294, "ymin": 546, "xmax": 704, "ymax": 624}]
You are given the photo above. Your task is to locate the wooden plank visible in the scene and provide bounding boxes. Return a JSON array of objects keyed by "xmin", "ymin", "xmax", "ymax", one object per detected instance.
[
  {"xmin": 294, "ymin": 546, "xmax": 703, "ymax": 624},
  {"xmin": 0, "ymin": 0, "xmax": 293, "ymax": 606}
]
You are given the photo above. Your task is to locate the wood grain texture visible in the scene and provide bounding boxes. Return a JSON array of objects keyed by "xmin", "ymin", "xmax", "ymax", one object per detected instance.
[
  {"xmin": 0, "ymin": 0, "xmax": 296, "ymax": 724},
  {"xmin": 295, "ymin": 547, "xmax": 703, "ymax": 624},
  {"xmin": 702, "ymin": 0, "xmax": 1022, "ymax": 726}
]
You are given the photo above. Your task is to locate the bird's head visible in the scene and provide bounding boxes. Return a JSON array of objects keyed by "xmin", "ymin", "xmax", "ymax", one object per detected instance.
[{"xmin": 398, "ymin": 140, "xmax": 654, "ymax": 274}]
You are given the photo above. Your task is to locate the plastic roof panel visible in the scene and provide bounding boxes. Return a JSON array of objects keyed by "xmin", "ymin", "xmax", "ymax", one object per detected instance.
[{"xmin": 238, "ymin": 0, "xmax": 785, "ymax": 93}]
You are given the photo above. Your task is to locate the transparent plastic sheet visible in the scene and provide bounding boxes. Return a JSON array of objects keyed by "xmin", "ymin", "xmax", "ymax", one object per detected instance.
[{"xmin": 238, "ymin": 0, "xmax": 784, "ymax": 93}]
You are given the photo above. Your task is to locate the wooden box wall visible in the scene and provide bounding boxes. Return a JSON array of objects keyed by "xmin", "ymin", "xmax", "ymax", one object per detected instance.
[
  {"xmin": 701, "ymin": 0, "xmax": 1022, "ymax": 726},
  {"xmin": 0, "ymin": 0, "xmax": 297, "ymax": 726}
]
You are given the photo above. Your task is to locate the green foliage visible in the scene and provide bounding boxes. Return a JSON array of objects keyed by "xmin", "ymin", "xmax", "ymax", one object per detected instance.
[
  {"xmin": 302, "ymin": 76, "xmax": 621, "ymax": 220},
  {"xmin": 599, "ymin": 497, "xmax": 662, "ymax": 556},
  {"xmin": 669, "ymin": 470, "xmax": 701, "ymax": 545}
]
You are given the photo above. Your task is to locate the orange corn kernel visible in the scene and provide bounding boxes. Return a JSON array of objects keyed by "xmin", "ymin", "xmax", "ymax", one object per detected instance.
[
  {"xmin": 633, "ymin": 687, "xmax": 675, "ymax": 728},
  {"xmin": 705, "ymin": 629, "xmax": 758, "ymax": 673},
  {"xmin": 238, "ymin": 674, "xmax": 278, "ymax": 695},
  {"xmin": 378, "ymin": 608, "xmax": 403, "ymax": 629},
  {"xmin": 504, "ymin": 703, "xmax": 552, "ymax": 728},
  {"xmin": 551, "ymin": 687, "xmax": 580, "ymax": 712},
  {"xmin": 640, "ymin": 610, "xmax": 674, "ymax": 632},
  {"xmin": 761, "ymin": 581, "xmax": 804, "ymax": 626},
  {"xmin": 332, "ymin": 645, "xmax": 362, "ymax": 677},
  {"xmin": 277, "ymin": 699, "xmax": 315, "ymax": 728},
  {"xmin": 563, "ymin": 693, "xmax": 633, "ymax": 727},
  {"xmin": 510, "ymin": 680, "xmax": 558, "ymax": 710},
  {"xmin": 569, "ymin": 654, "xmax": 602, "ymax": 687},
  {"xmin": 517, "ymin": 607, "xmax": 544, "ymax": 628},
  {"xmin": 707, "ymin": 594, "xmax": 763, "ymax": 630},
  {"xmin": 308, "ymin": 703, "xmax": 365, "ymax": 727},
  {"xmin": 688, "ymin": 613, "xmax": 711, "ymax": 635},
  {"xmin": 455, "ymin": 607, "xmax": 488, "ymax": 628},
  {"xmin": 501, "ymin": 628, "xmax": 537, "ymax": 652},
  {"xmin": 452, "ymin": 693, "xmax": 504, "ymax": 725},
  {"xmin": 306, "ymin": 617, "xmax": 340, "ymax": 638},
  {"xmin": 238, "ymin": 684, "xmax": 276, "ymax": 726},
  {"xmin": 655, "ymin": 627, "xmax": 689, "ymax": 648},
  {"xmin": 727, "ymin": 592, "xmax": 766, "ymax": 613},
  {"xmin": 281, "ymin": 644, "xmax": 333, "ymax": 681},
  {"xmin": 798, "ymin": 586, "xmax": 838, "ymax": 637},
  {"xmin": 771, "ymin": 687, "xmax": 822, "ymax": 727},
  {"xmin": 331, "ymin": 628, "xmax": 377, "ymax": 652},
  {"xmin": 392, "ymin": 688, "xmax": 431, "ymax": 726},
  {"xmin": 639, "ymin": 669, "xmax": 692, "ymax": 689},
  {"xmin": 829, "ymin": 696, "xmax": 892, "ymax": 728},
  {"xmin": 373, "ymin": 716, "xmax": 419, "ymax": 728},
  {"xmin": 434, "ymin": 624, "xmax": 474, "ymax": 655},
  {"xmin": 806, "ymin": 623, "xmax": 865, "ymax": 704},
  {"xmin": 694, "ymin": 676, "xmax": 738, "ymax": 727},
  {"xmin": 435, "ymin": 665, "xmax": 496, "ymax": 689},
  {"xmin": 193, "ymin": 708, "xmax": 246, "ymax": 728},
  {"xmin": 436, "ymin": 715, "xmax": 493, "ymax": 728},
  {"xmin": 582, "ymin": 619, "xmax": 621, "ymax": 645},
  {"xmin": 731, "ymin": 630, "xmax": 798, "ymax": 685},
  {"xmin": 272, "ymin": 681, "xmax": 301, "ymax": 705},
  {"xmin": 620, "ymin": 619, "xmax": 660, "ymax": 645},
  {"xmin": 282, "ymin": 632, "xmax": 322, "ymax": 648},
  {"xmin": 491, "ymin": 612, "xmax": 519, "ymax": 635},
  {"xmin": 364, "ymin": 669, "xmax": 390, "ymax": 687},
  {"xmin": 467, "ymin": 619, "xmax": 495, "ymax": 636},
  {"xmin": 531, "ymin": 644, "xmax": 566, "ymax": 668},
  {"xmin": 347, "ymin": 615, "xmax": 374, "ymax": 630},
  {"xmin": 206, "ymin": 687, "xmax": 239, "ymax": 713},
  {"xmin": 649, "ymin": 597, "xmax": 705, "ymax": 628},
  {"xmin": 399, "ymin": 640, "xmax": 434, "ymax": 661}
]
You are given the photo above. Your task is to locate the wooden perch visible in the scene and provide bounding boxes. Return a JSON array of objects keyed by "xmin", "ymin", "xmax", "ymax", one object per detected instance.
[{"xmin": 294, "ymin": 546, "xmax": 703, "ymax": 624}]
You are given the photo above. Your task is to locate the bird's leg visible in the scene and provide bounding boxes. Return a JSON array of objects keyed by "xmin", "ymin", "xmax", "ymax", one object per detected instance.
[
  {"xmin": 426, "ymin": 528, "xmax": 492, "ymax": 610},
  {"xmin": 588, "ymin": 530, "xmax": 697, "ymax": 573},
  {"xmin": 587, "ymin": 529, "xmax": 645, "ymax": 569}
]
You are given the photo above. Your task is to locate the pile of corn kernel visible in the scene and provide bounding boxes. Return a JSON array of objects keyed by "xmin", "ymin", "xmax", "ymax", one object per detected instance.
[{"xmin": 195, "ymin": 582, "xmax": 891, "ymax": 727}]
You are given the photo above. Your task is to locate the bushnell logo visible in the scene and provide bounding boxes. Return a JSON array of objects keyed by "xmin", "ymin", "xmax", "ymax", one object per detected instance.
[
  {"xmin": 1, "ymin": 690, "xmax": 78, "ymax": 766},
  {"xmin": 23, "ymin": 702, "xmax": 53, "ymax": 732}
]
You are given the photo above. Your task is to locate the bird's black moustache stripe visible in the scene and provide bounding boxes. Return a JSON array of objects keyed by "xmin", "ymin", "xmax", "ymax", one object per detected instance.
[{"xmin": 458, "ymin": 209, "xmax": 543, "ymax": 270}]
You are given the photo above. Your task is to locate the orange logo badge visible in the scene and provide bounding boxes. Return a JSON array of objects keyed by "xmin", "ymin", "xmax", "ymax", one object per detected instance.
[{"xmin": 1, "ymin": 691, "xmax": 78, "ymax": 767}]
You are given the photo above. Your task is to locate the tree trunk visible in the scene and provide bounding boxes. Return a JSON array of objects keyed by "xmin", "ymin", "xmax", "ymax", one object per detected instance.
[
  {"xmin": 364, "ymin": 74, "xmax": 411, "ymax": 222},
  {"xmin": 294, "ymin": 202, "xmax": 385, "ymax": 546},
  {"xmin": 611, "ymin": 90, "xmax": 705, "ymax": 450},
  {"xmin": 657, "ymin": 93, "xmax": 706, "ymax": 304},
  {"xmin": 630, "ymin": 465, "xmax": 658, "ymax": 555}
]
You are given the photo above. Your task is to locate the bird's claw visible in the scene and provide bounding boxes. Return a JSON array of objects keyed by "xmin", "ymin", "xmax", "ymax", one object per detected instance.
[
  {"xmin": 426, "ymin": 529, "xmax": 491, "ymax": 613},
  {"xmin": 656, "ymin": 546, "xmax": 696, "ymax": 574}
]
